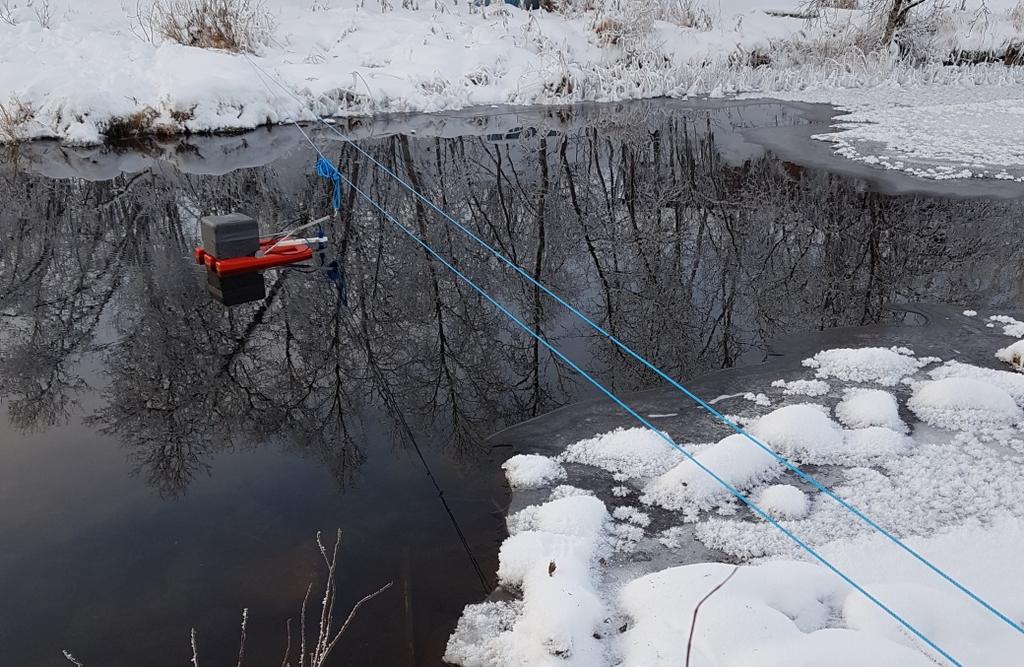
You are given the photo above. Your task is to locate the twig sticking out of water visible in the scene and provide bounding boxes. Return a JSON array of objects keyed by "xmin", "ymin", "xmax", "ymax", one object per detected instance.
[
  {"xmin": 237, "ymin": 607, "xmax": 249, "ymax": 667},
  {"xmin": 685, "ymin": 565, "xmax": 740, "ymax": 667},
  {"xmin": 191, "ymin": 627, "xmax": 200, "ymax": 667},
  {"xmin": 283, "ymin": 529, "xmax": 394, "ymax": 667}
]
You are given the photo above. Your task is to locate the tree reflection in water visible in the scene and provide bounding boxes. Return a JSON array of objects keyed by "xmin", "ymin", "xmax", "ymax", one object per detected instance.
[{"xmin": 1, "ymin": 100, "xmax": 1022, "ymax": 499}]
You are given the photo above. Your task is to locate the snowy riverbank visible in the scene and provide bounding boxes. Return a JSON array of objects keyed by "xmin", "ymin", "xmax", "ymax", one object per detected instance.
[
  {"xmin": 447, "ymin": 308, "xmax": 1024, "ymax": 666},
  {"xmin": 2, "ymin": 1, "xmax": 1024, "ymax": 180}
]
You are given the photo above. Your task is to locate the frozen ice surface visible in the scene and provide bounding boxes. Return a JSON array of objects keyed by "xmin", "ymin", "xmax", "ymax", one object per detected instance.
[{"xmin": 451, "ymin": 326, "xmax": 1024, "ymax": 666}]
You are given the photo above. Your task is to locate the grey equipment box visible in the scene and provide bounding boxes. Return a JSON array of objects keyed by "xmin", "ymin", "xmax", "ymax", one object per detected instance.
[{"xmin": 200, "ymin": 213, "xmax": 260, "ymax": 259}]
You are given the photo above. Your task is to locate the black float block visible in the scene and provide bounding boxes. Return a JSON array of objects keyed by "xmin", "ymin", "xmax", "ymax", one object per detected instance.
[{"xmin": 206, "ymin": 270, "xmax": 266, "ymax": 306}]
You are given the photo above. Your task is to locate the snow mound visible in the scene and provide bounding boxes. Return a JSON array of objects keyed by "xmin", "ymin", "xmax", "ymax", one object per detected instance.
[
  {"xmin": 802, "ymin": 347, "xmax": 931, "ymax": 386},
  {"xmin": 771, "ymin": 378, "xmax": 831, "ymax": 397},
  {"xmin": 929, "ymin": 360, "xmax": 1024, "ymax": 402},
  {"xmin": 835, "ymin": 388, "xmax": 907, "ymax": 432},
  {"xmin": 641, "ymin": 434, "xmax": 782, "ymax": 517},
  {"xmin": 748, "ymin": 404, "xmax": 845, "ymax": 462},
  {"xmin": 908, "ymin": 377, "xmax": 1022, "ymax": 430},
  {"xmin": 963, "ymin": 310, "xmax": 978, "ymax": 317},
  {"xmin": 995, "ymin": 340, "xmax": 1024, "ymax": 372},
  {"xmin": 755, "ymin": 484, "xmax": 810, "ymax": 520},
  {"xmin": 620, "ymin": 561, "xmax": 931, "ymax": 667},
  {"xmin": 502, "ymin": 454, "xmax": 566, "ymax": 489},
  {"xmin": 827, "ymin": 517, "xmax": 1024, "ymax": 666},
  {"xmin": 560, "ymin": 427, "xmax": 681, "ymax": 479},
  {"xmin": 455, "ymin": 493, "xmax": 610, "ymax": 666}
]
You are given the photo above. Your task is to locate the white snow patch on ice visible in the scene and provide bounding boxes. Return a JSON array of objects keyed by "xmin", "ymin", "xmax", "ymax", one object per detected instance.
[
  {"xmin": 990, "ymin": 315, "xmax": 1024, "ymax": 338},
  {"xmin": 641, "ymin": 433, "xmax": 782, "ymax": 518},
  {"xmin": 802, "ymin": 346, "xmax": 933, "ymax": 386},
  {"xmin": 835, "ymin": 388, "xmax": 907, "ymax": 432},
  {"xmin": 502, "ymin": 454, "xmax": 566, "ymax": 489},
  {"xmin": 560, "ymin": 427, "xmax": 682, "ymax": 479},
  {"xmin": 620, "ymin": 561, "xmax": 932, "ymax": 667},
  {"xmin": 908, "ymin": 377, "xmax": 1023, "ymax": 430},
  {"xmin": 613, "ymin": 506, "xmax": 651, "ymax": 528},
  {"xmin": 744, "ymin": 392, "xmax": 772, "ymax": 406},
  {"xmin": 748, "ymin": 403, "xmax": 844, "ymax": 462},
  {"xmin": 995, "ymin": 339, "xmax": 1024, "ymax": 372},
  {"xmin": 755, "ymin": 484, "xmax": 810, "ymax": 520},
  {"xmin": 929, "ymin": 360, "xmax": 1024, "ymax": 402},
  {"xmin": 963, "ymin": 309, "xmax": 978, "ymax": 317},
  {"xmin": 471, "ymin": 494, "xmax": 610, "ymax": 666},
  {"xmin": 771, "ymin": 378, "xmax": 831, "ymax": 396}
]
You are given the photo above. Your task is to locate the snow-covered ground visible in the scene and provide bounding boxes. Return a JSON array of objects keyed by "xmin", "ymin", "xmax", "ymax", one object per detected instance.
[
  {"xmin": 2, "ymin": 1, "xmax": 1024, "ymax": 182},
  {"xmin": 446, "ymin": 314, "xmax": 1024, "ymax": 666}
]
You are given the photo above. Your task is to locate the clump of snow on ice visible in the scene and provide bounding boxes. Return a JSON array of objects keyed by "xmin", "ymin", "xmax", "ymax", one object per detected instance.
[
  {"xmin": 744, "ymin": 392, "xmax": 772, "ymax": 407},
  {"xmin": 444, "ymin": 599, "xmax": 522, "ymax": 667},
  {"xmin": 929, "ymin": 360, "xmax": 1024, "ymax": 402},
  {"xmin": 908, "ymin": 377, "xmax": 1022, "ymax": 430},
  {"xmin": 755, "ymin": 484, "xmax": 810, "ymax": 520},
  {"xmin": 835, "ymin": 388, "xmax": 907, "ymax": 432},
  {"xmin": 995, "ymin": 340, "xmax": 1024, "ymax": 372},
  {"xmin": 962, "ymin": 309, "xmax": 978, "ymax": 317},
  {"xmin": 748, "ymin": 404, "xmax": 844, "ymax": 462},
  {"xmin": 989, "ymin": 315, "xmax": 1024, "ymax": 337},
  {"xmin": 658, "ymin": 526, "xmax": 687, "ymax": 549},
  {"xmin": 547, "ymin": 485, "xmax": 594, "ymax": 501},
  {"xmin": 559, "ymin": 427, "xmax": 682, "ymax": 479},
  {"xmin": 610, "ymin": 522, "xmax": 646, "ymax": 553},
  {"xmin": 472, "ymin": 493, "xmax": 610, "ymax": 665},
  {"xmin": 844, "ymin": 427, "xmax": 912, "ymax": 462},
  {"xmin": 723, "ymin": 414, "xmax": 747, "ymax": 426},
  {"xmin": 771, "ymin": 378, "xmax": 831, "ymax": 397},
  {"xmin": 502, "ymin": 454, "xmax": 566, "ymax": 489},
  {"xmin": 613, "ymin": 506, "xmax": 651, "ymax": 528},
  {"xmin": 611, "ymin": 485, "xmax": 631, "ymax": 498},
  {"xmin": 802, "ymin": 347, "xmax": 934, "ymax": 386},
  {"xmin": 641, "ymin": 434, "xmax": 781, "ymax": 518},
  {"xmin": 619, "ymin": 561, "xmax": 931, "ymax": 667}
]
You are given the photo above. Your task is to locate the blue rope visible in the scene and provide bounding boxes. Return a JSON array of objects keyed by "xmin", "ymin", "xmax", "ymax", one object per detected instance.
[
  {"xmin": 322, "ymin": 156, "xmax": 960, "ymax": 666},
  {"xmin": 316, "ymin": 156, "xmax": 343, "ymax": 212}
]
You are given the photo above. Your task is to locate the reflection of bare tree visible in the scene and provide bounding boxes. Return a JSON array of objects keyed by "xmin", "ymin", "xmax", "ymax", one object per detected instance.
[{"xmin": 3, "ymin": 104, "xmax": 1023, "ymax": 497}]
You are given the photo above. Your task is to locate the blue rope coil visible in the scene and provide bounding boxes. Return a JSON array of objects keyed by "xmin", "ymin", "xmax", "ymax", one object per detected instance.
[{"xmin": 315, "ymin": 156, "xmax": 343, "ymax": 212}]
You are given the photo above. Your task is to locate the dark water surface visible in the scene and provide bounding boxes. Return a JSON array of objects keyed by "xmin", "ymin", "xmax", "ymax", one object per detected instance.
[{"xmin": 2, "ymin": 99, "xmax": 1024, "ymax": 666}]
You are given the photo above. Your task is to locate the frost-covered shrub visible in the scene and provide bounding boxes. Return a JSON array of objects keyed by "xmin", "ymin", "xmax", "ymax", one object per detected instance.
[
  {"xmin": 1012, "ymin": 1, "xmax": 1024, "ymax": 30},
  {"xmin": 655, "ymin": 0, "xmax": 712, "ymax": 30},
  {"xmin": 0, "ymin": 97, "xmax": 34, "ymax": 144},
  {"xmin": 150, "ymin": 0, "xmax": 274, "ymax": 53}
]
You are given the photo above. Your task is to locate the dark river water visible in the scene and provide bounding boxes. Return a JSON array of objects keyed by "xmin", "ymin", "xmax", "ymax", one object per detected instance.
[{"xmin": 2, "ymin": 99, "xmax": 1024, "ymax": 666}]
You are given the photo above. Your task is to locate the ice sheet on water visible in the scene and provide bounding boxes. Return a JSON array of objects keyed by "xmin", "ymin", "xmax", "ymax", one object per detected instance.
[{"xmin": 449, "ymin": 337, "xmax": 1024, "ymax": 666}]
